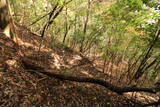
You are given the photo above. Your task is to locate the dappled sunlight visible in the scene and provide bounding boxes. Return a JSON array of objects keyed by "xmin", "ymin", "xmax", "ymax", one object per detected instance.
[
  {"xmin": 0, "ymin": 0, "xmax": 160, "ymax": 106},
  {"xmin": 81, "ymin": 70, "xmax": 93, "ymax": 77},
  {"xmin": 68, "ymin": 55, "xmax": 82, "ymax": 65},
  {"xmin": 16, "ymin": 37, "xmax": 52, "ymax": 52},
  {"xmin": 3, "ymin": 25, "xmax": 10, "ymax": 38},
  {"xmin": 124, "ymin": 92, "xmax": 159, "ymax": 103},
  {"xmin": 5, "ymin": 59, "xmax": 17, "ymax": 66},
  {"xmin": 73, "ymin": 55, "xmax": 82, "ymax": 60},
  {"xmin": 51, "ymin": 53, "xmax": 61, "ymax": 69}
]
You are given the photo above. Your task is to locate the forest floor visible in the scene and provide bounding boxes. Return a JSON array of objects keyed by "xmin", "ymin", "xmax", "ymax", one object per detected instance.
[{"xmin": 0, "ymin": 24, "xmax": 159, "ymax": 107}]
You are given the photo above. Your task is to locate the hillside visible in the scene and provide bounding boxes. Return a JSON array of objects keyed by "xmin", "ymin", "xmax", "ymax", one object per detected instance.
[
  {"xmin": 0, "ymin": 22, "xmax": 159, "ymax": 106},
  {"xmin": 1, "ymin": 0, "xmax": 160, "ymax": 106}
]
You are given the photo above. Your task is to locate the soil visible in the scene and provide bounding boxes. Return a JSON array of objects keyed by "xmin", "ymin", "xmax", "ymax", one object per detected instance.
[{"xmin": 0, "ymin": 25, "xmax": 153, "ymax": 107}]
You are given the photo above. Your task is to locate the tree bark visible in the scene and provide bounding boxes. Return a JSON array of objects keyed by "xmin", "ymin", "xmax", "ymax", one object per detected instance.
[{"xmin": 36, "ymin": 69, "xmax": 158, "ymax": 94}]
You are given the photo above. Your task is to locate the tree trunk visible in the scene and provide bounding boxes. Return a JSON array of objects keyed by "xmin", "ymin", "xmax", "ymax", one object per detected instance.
[{"xmin": 0, "ymin": 0, "xmax": 14, "ymax": 38}]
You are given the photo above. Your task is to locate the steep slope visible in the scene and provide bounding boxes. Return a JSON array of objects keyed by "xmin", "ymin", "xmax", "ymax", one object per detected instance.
[{"xmin": 0, "ymin": 24, "xmax": 148, "ymax": 106}]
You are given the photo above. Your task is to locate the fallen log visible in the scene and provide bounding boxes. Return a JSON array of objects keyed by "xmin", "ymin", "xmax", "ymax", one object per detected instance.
[{"xmin": 27, "ymin": 68, "xmax": 157, "ymax": 94}]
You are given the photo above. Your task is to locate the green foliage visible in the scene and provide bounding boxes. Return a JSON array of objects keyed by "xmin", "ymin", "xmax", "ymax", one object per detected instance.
[
  {"xmin": 119, "ymin": 0, "xmax": 143, "ymax": 10},
  {"xmin": 10, "ymin": 0, "xmax": 160, "ymax": 81}
]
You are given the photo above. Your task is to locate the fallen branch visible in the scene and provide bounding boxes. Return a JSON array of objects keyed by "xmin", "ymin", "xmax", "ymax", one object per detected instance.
[{"xmin": 27, "ymin": 68, "xmax": 157, "ymax": 94}]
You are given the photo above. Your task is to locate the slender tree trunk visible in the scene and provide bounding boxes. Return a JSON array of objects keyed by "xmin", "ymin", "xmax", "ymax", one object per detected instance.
[
  {"xmin": 134, "ymin": 21, "xmax": 160, "ymax": 79},
  {"xmin": 79, "ymin": 0, "xmax": 91, "ymax": 53},
  {"xmin": 63, "ymin": 6, "xmax": 71, "ymax": 43}
]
